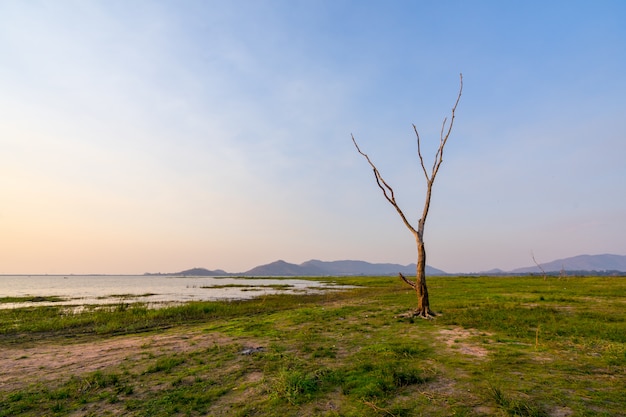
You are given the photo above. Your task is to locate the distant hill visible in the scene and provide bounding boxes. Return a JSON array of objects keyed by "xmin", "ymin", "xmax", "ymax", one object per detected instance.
[
  {"xmin": 243, "ymin": 260, "xmax": 327, "ymax": 276},
  {"xmin": 482, "ymin": 268, "xmax": 506, "ymax": 274},
  {"xmin": 242, "ymin": 259, "xmax": 446, "ymax": 276},
  {"xmin": 176, "ymin": 267, "xmax": 229, "ymax": 276},
  {"xmin": 301, "ymin": 259, "xmax": 446, "ymax": 276},
  {"xmin": 511, "ymin": 254, "xmax": 626, "ymax": 274}
]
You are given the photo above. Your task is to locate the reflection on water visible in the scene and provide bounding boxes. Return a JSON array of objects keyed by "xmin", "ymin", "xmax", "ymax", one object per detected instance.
[{"xmin": 0, "ymin": 275, "xmax": 353, "ymax": 309}]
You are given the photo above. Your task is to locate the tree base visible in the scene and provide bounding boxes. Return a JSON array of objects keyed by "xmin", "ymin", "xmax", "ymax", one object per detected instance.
[{"xmin": 396, "ymin": 309, "xmax": 437, "ymax": 319}]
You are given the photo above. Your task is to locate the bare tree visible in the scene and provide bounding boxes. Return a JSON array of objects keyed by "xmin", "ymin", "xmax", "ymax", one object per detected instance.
[{"xmin": 352, "ymin": 74, "xmax": 463, "ymax": 318}]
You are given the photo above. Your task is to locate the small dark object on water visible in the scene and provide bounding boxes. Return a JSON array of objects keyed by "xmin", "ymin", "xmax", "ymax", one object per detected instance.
[{"xmin": 240, "ymin": 347, "xmax": 265, "ymax": 355}]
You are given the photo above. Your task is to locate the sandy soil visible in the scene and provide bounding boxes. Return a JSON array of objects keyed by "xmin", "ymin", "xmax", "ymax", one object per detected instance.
[
  {"xmin": 0, "ymin": 331, "xmax": 231, "ymax": 391},
  {"xmin": 436, "ymin": 327, "xmax": 490, "ymax": 358}
]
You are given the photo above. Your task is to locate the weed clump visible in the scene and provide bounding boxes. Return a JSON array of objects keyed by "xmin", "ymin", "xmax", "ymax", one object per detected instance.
[{"xmin": 489, "ymin": 385, "xmax": 549, "ymax": 416}]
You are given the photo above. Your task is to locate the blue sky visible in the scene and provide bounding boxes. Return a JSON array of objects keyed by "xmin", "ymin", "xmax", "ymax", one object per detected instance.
[{"xmin": 1, "ymin": 1, "xmax": 624, "ymax": 274}]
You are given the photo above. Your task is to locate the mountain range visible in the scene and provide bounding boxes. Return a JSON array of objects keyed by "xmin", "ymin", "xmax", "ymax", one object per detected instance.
[
  {"xmin": 508, "ymin": 253, "xmax": 626, "ymax": 274},
  {"xmin": 168, "ymin": 259, "xmax": 446, "ymax": 277},
  {"xmin": 149, "ymin": 254, "xmax": 626, "ymax": 277},
  {"xmin": 244, "ymin": 259, "xmax": 446, "ymax": 276}
]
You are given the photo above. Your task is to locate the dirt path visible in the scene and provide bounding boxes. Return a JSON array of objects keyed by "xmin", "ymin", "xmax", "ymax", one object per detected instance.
[{"xmin": 0, "ymin": 331, "xmax": 231, "ymax": 391}]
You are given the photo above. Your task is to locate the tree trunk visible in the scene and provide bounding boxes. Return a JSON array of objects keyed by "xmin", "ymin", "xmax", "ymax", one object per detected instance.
[{"xmin": 415, "ymin": 238, "xmax": 433, "ymax": 317}]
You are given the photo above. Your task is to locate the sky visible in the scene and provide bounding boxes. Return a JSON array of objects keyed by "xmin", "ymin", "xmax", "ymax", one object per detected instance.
[{"xmin": 1, "ymin": 1, "xmax": 625, "ymax": 275}]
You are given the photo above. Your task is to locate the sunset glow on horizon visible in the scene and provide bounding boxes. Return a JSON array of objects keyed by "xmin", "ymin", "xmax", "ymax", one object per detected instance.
[{"xmin": 1, "ymin": 1, "xmax": 625, "ymax": 274}]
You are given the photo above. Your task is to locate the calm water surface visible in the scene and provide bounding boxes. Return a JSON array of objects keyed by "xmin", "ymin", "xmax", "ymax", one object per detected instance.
[{"xmin": 0, "ymin": 275, "xmax": 348, "ymax": 309}]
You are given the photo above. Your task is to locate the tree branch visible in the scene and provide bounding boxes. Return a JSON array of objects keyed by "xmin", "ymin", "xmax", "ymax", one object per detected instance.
[
  {"xmin": 414, "ymin": 124, "xmax": 430, "ymax": 182},
  {"xmin": 351, "ymin": 135, "xmax": 418, "ymax": 236},
  {"xmin": 399, "ymin": 273, "xmax": 416, "ymax": 289},
  {"xmin": 531, "ymin": 251, "xmax": 547, "ymax": 281},
  {"xmin": 431, "ymin": 73, "xmax": 463, "ymax": 182}
]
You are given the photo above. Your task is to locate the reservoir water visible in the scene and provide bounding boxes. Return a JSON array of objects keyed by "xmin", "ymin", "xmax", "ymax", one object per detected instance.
[{"xmin": 0, "ymin": 275, "xmax": 349, "ymax": 309}]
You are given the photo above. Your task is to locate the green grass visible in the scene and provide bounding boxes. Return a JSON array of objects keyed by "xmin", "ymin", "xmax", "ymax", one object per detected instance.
[
  {"xmin": 0, "ymin": 276, "xmax": 624, "ymax": 416},
  {"xmin": 0, "ymin": 295, "xmax": 66, "ymax": 303}
]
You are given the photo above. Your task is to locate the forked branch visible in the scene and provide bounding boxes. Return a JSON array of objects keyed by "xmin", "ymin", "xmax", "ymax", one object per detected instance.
[{"xmin": 416, "ymin": 74, "xmax": 463, "ymax": 184}]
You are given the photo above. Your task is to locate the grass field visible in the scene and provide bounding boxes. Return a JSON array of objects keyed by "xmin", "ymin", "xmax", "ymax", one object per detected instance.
[{"xmin": 0, "ymin": 276, "xmax": 624, "ymax": 416}]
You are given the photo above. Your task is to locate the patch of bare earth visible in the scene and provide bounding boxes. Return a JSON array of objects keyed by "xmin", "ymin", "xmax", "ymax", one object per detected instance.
[
  {"xmin": 437, "ymin": 327, "xmax": 490, "ymax": 359},
  {"xmin": 0, "ymin": 330, "xmax": 233, "ymax": 391}
]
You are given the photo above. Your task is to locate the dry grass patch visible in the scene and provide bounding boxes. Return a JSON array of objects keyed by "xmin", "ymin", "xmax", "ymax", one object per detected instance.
[{"xmin": 436, "ymin": 327, "xmax": 490, "ymax": 359}]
